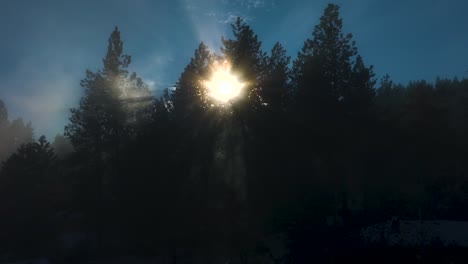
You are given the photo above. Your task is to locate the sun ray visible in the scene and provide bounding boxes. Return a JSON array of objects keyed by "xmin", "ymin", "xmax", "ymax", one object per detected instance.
[{"xmin": 203, "ymin": 60, "xmax": 245, "ymax": 103}]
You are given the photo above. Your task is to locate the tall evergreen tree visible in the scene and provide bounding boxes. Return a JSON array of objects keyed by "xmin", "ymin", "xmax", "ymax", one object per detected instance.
[
  {"xmin": 64, "ymin": 27, "xmax": 149, "ymax": 252},
  {"xmin": 292, "ymin": 4, "xmax": 357, "ymax": 104},
  {"xmin": 172, "ymin": 42, "xmax": 213, "ymax": 124},
  {"xmin": 220, "ymin": 17, "xmax": 280, "ymax": 260},
  {"xmin": 284, "ymin": 7, "xmax": 380, "ymax": 258},
  {"xmin": 290, "ymin": 3, "xmax": 358, "ymax": 190},
  {"xmin": 347, "ymin": 55, "xmax": 376, "ymax": 118},
  {"xmin": 262, "ymin": 42, "xmax": 291, "ymax": 112},
  {"xmin": 221, "ymin": 17, "xmax": 267, "ymax": 114},
  {"xmin": 0, "ymin": 136, "xmax": 58, "ymax": 256},
  {"xmin": 171, "ymin": 42, "xmax": 219, "ymax": 175},
  {"xmin": 290, "ymin": 2, "xmax": 375, "ymax": 183},
  {"xmin": 65, "ymin": 27, "xmax": 149, "ymax": 156},
  {"xmin": 309, "ymin": 3, "xmax": 357, "ymax": 102}
]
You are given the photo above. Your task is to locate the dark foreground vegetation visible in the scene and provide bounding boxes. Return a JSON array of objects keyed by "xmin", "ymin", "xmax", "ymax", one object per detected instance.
[{"xmin": 1, "ymin": 4, "xmax": 468, "ymax": 263}]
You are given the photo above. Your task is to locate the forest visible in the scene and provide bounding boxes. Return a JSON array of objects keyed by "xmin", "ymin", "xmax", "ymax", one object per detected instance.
[{"xmin": 1, "ymin": 3, "xmax": 468, "ymax": 263}]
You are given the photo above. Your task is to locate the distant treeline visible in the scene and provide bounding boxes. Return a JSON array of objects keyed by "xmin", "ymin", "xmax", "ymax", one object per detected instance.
[{"xmin": 1, "ymin": 4, "xmax": 468, "ymax": 263}]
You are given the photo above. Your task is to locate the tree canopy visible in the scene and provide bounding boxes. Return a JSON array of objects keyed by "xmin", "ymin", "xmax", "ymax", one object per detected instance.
[{"xmin": 1, "ymin": 3, "xmax": 468, "ymax": 263}]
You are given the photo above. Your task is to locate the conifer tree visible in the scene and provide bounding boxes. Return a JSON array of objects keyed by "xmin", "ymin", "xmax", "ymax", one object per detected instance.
[
  {"xmin": 0, "ymin": 136, "xmax": 57, "ymax": 256},
  {"xmin": 262, "ymin": 42, "xmax": 291, "ymax": 112},
  {"xmin": 65, "ymin": 27, "xmax": 149, "ymax": 156},
  {"xmin": 221, "ymin": 17, "xmax": 267, "ymax": 114}
]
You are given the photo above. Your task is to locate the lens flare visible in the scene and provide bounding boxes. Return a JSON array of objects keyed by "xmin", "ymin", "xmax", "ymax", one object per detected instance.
[{"xmin": 204, "ymin": 61, "xmax": 245, "ymax": 103}]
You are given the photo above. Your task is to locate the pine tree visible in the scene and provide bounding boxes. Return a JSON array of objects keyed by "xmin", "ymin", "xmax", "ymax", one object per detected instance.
[
  {"xmin": 286, "ymin": 4, "xmax": 379, "ymax": 240},
  {"xmin": 290, "ymin": 3, "xmax": 358, "ymax": 167},
  {"xmin": 0, "ymin": 136, "xmax": 58, "ymax": 255},
  {"xmin": 172, "ymin": 42, "xmax": 213, "ymax": 124},
  {"xmin": 64, "ymin": 27, "xmax": 149, "ymax": 251},
  {"xmin": 65, "ymin": 27, "xmax": 149, "ymax": 156},
  {"xmin": 262, "ymin": 42, "xmax": 291, "ymax": 112},
  {"xmin": 52, "ymin": 133, "xmax": 74, "ymax": 158},
  {"xmin": 219, "ymin": 17, "xmax": 268, "ymax": 184},
  {"xmin": 375, "ymin": 74, "xmax": 405, "ymax": 122},
  {"xmin": 347, "ymin": 55, "xmax": 376, "ymax": 118},
  {"xmin": 1, "ymin": 136, "xmax": 57, "ymax": 178},
  {"xmin": 171, "ymin": 42, "xmax": 219, "ymax": 165},
  {"xmin": 292, "ymin": 3, "xmax": 359, "ymax": 112},
  {"xmin": 220, "ymin": 17, "xmax": 272, "ymax": 258},
  {"xmin": 221, "ymin": 17, "xmax": 267, "ymax": 113},
  {"xmin": 310, "ymin": 3, "xmax": 357, "ymax": 101}
]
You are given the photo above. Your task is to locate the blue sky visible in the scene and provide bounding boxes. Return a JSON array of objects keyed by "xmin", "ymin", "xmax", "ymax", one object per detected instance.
[{"xmin": 0, "ymin": 0, "xmax": 467, "ymax": 138}]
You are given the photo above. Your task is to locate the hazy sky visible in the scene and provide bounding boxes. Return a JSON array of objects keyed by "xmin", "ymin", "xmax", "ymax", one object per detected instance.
[{"xmin": 0, "ymin": 0, "xmax": 467, "ymax": 138}]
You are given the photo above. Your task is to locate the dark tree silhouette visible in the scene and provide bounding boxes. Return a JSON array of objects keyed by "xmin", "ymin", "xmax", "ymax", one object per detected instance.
[
  {"xmin": 262, "ymin": 42, "xmax": 291, "ymax": 112},
  {"xmin": 222, "ymin": 17, "xmax": 267, "ymax": 115},
  {"xmin": 52, "ymin": 134, "xmax": 74, "ymax": 159},
  {"xmin": 0, "ymin": 100, "xmax": 34, "ymax": 166},
  {"xmin": 0, "ymin": 136, "xmax": 58, "ymax": 258},
  {"xmin": 64, "ymin": 26, "xmax": 150, "ymax": 255},
  {"xmin": 65, "ymin": 27, "xmax": 149, "ymax": 156},
  {"xmin": 2, "ymin": 4, "xmax": 468, "ymax": 263}
]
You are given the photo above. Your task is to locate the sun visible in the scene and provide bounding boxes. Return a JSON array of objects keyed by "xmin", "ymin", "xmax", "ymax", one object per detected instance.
[{"xmin": 204, "ymin": 61, "xmax": 245, "ymax": 103}]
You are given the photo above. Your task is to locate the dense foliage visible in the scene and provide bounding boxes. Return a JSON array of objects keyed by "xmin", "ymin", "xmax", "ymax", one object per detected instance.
[{"xmin": 1, "ymin": 4, "xmax": 468, "ymax": 263}]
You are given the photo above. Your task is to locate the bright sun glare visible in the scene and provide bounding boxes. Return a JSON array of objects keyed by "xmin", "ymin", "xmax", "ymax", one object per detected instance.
[{"xmin": 204, "ymin": 61, "xmax": 245, "ymax": 103}]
